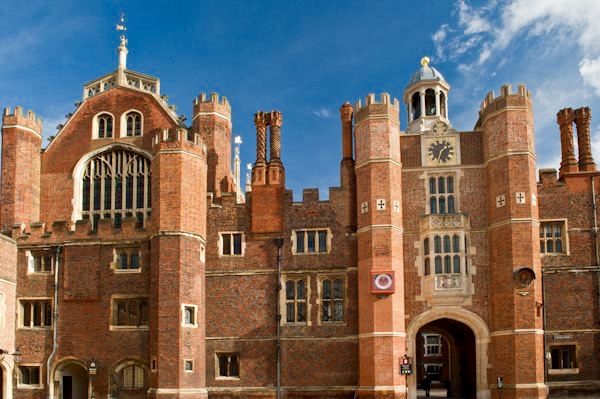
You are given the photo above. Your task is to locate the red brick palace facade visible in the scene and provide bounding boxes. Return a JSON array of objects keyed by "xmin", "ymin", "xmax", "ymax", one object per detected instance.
[{"xmin": 0, "ymin": 40, "xmax": 599, "ymax": 399}]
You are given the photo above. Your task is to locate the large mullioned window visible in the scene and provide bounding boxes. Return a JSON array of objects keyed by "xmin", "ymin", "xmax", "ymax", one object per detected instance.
[
  {"xmin": 423, "ymin": 234, "xmax": 466, "ymax": 276},
  {"xmin": 81, "ymin": 149, "xmax": 151, "ymax": 229},
  {"xmin": 429, "ymin": 176, "xmax": 455, "ymax": 214}
]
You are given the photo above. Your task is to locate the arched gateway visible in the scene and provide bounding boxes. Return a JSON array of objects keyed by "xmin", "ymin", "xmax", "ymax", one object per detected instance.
[{"xmin": 406, "ymin": 308, "xmax": 490, "ymax": 399}]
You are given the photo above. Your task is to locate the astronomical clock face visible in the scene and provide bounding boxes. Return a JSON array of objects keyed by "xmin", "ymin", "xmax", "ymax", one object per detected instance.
[{"xmin": 427, "ymin": 139, "xmax": 455, "ymax": 164}]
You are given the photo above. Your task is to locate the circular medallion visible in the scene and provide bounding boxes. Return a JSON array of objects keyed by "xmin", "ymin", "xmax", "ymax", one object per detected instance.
[
  {"xmin": 431, "ymin": 121, "xmax": 449, "ymax": 136},
  {"xmin": 374, "ymin": 273, "xmax": 393, "ymax": 290}
]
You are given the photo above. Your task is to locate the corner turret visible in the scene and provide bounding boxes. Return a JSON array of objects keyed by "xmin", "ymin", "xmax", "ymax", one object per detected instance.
[
  {"xmin": 1, "ymin": 107, "xmax": 43, "ymax": 231},
  {"xmin": 192, "ymin": 92, "xmax": 234, "ymax": 198}
]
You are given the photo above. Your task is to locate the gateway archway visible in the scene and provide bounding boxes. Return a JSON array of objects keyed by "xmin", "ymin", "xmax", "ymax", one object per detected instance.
[
  {"xmin": 406, "ymin": 309, "xmax": 490, "ymax": 399},
  {"xmin": 53, "ymin": 360, "xmax": 90, "ymax": 399}
]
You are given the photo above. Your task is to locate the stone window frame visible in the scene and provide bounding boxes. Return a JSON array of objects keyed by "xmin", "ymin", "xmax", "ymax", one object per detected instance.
[
  {"xmin": 423, "ymin": 333, "xmax": 442, "ymax": 357},
  {"xmin": 291, "ymin": 228, "xmax": 332, "ymax": 255},
  {"xmin": 120, "ymin": 109, "xmax": 144, "ymax": 138},
  {"xmin": 422, "ymin": 232, "xmax": 468, "ymax": 276},
  {"xmin": 540, "ymin": 219, "xmax": 569, "ymax": 256},
  {"xmin": 281, "ymin": 275, "xmax": 311, "ymax": 326},
  {"xmin": 75, "ymin": 146, "xmax": 152, "ymax": 230},
  {"xmin": 184, "ymin": 359, "xmax": 194, "ymax": 373},
  {"xmin": 17, "ymin": 364, "xmax": 43, "ymax": 389},
  {"xmin": 316, "ymin": 274, "xmax": 346, "ymax": 325},
  {"xmin": 215, "ymin": 352, "xmax": 240, "ymax": 380},
  {"xmin": 92, "ymin": 111, "xmax": 115, "ymax": 139},
  {"xmin": 110, "ymin": 295, "xmax": 149, "ymax": 331},
  {"xmin": 114, "ymin": 361, "xmax": 148, "ymax": 390},
  {"xmin": 181, "ymin": 304, "xmax": 198, "ymax": 328},
  {"xmin": 111, "ymin": 247, "xmax": 142, "ymax": 274},
  {"xmin": 19, "ymin": 297, "xmax": 52, "ymax": 329},
  {"xmin": 218, "ymin": 232, "xmax": 245, "ymax": 257},
  {"xmin": 427, "ymin": 174, "xmax": 458, "ymax": 214},
  {"xmin": 548, "ymin": 343, "xmax": 579, "ymax": 374},
  {"xmin": 26, "ymin": 249, "xmax": 54, "ymax": 275}
]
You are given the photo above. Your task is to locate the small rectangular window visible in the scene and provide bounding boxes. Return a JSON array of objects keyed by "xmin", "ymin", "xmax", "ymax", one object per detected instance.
[
  {"xmin": 28, "ymin": 251, "xmax": 54, "ymax": 274},
  {"xmin": 293, "ymin": 229, "xmax": 330, "ymax": 254},
  {"xmin": 182, "ymin": 305, "xmax": 197, "ymax": 327},
  {"xmin": 284, "ymin": 277, "xmax": 308, "ymax": 324},
  {"xmin": 113, "ymin": 248, "xmax": 141, "ymax": 272},
  {"xmin": 320, "ymin": 277, "xmax": 345, "ymax": 323},
  {"xmin": 19, "ymin": 365, "xmax": 41, "ymax": 387},
  {"xmin": 550, "ymin": 345, "xmax": 577, "ymax": 369},
  {"xmin": 220, "ymin": 232, "xmax": 244, "ymax": 256},
  {"xmin": 20, "ymin": 300, "xmax": 52, "ymax": 328},
  {"xmin": 540, "ymin": 221, "xmax": 567, "ymax": 254},
  {"xmin": 423, "ymin": 334, "xmax": 442, "ymax": 356},
  {"xmin": 111, "ymin": 298, "xmax": 149, "ymax": 327},
  {"xmin": 216, "ymin": 353, "xmax": 239, "ymax": 378},
  {"xmin": 184, "ymin": 360, "xmax": 194, "ymax": 372}
]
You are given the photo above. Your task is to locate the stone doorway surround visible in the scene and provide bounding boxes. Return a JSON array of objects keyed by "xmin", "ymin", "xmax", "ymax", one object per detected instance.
[{"xmin": 406, "ymin": 308, "xmax": 490, "ymax": 399}]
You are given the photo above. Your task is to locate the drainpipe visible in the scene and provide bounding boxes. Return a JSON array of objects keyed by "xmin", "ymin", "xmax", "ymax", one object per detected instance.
[
  {"xmin": 47, "ymin": 245, "xmax": 63, "ymax": 399},
  {"xmin": 274, "ymin": 238, "xmax": 284, "ymax": 399},
  {"xmin": 542, "ymin": 261, "xmax": 548, "ymax": 389}
]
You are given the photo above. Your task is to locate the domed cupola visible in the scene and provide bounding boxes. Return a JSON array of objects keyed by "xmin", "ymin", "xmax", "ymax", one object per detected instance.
[{"xmin": 403, "ymin": 57, "xmax": 450, "ymax": 133}]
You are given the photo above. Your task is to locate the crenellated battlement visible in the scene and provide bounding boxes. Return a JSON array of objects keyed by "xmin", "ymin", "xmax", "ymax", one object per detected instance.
[
  {"xmin": 152, "ymin": 128, "xmax": 207, "ymax": 155},
  {"xmin": 479, "ymin": 84, "xmax": 532, "ymax": 113},
  {"xmin": 354, "ymin": 92, "xmax": 400, "ymax": 112},
  {"xmin": 193, "ymin": 92, "xmax": 231, "ymax": 113},
  {"xmin": 3, "ymin": 106, "xmax": 43, "ymax": 134},
  {"xmin": 6, "ymin": 217, "xmax": 149, "ymax": 245}
]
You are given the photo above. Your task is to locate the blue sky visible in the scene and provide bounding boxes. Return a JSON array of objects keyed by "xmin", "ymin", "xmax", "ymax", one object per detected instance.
[{"xmin": 2, "ymin": 0, "xmax": 600, "ymax": 200}]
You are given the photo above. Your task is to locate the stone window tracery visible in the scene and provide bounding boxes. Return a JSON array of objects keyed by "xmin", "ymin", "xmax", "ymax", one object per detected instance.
[{"xmin": 81, "ymin": 149, "xmax": 151, "ymax": 229}]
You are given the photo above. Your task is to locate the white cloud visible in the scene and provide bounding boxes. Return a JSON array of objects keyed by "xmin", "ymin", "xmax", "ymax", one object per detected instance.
[
  {"xmin": 310, "ymin": 108, "xmax": 332, "ymax": 119},
  {"xmin": 579, "ymin": 57, "xmax": 600, "ymax": 97},
  {"xmin": 433, "ymin": 0, "xmax": 600, "ymax": 95}
]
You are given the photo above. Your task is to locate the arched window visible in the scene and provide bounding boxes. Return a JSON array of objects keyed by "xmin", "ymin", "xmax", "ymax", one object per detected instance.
[
  {"xmin": 126, "ymin": 112, "xmax": 142, "ymax": 136},
  {"xmin": 122, "ymin": 365, "xmax": 145, "ymax": 389},
  {"xmin": 412, "ymin": 92, "xmax": 421, "ymax": 120},
  {"xmin": 425, "ymin": 89, "xmax": 436, "ymax": 115},
  {"xmin": 440, "ymin": 92, "xmax": 447, "ymax": 118},
  {"xmin": 81, "ymin": 149, "xmax": 151, "ymax": 229},
  {"xmin": 97, "ymin": 114, "xmax": 113, "ymax": 138}
]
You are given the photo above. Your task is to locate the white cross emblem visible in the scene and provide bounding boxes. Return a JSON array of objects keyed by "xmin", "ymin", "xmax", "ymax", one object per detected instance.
[
  {"xmin": 361, "ymin": 201, "xmax": 369, "ymax": 214},
  {"xmin": 393, "ymin": 200, "xmax": 400, "ymax": 212},
  {"xmin": 376, "ymin": 199, "xmax": 386, "ymax": 210},
  {"xmin": 516, "ymin": 192, "xmax": 526, "ymax": 204},
  {"xmin": 496, "ymin": 194, "xmax": 505, "ymax": 208}
]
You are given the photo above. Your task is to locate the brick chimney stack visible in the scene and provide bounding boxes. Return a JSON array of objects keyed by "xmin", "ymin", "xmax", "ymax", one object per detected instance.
[
  {"xmin": 574, "ymin": 107, "xmax": 596, "ymax": 172},
  {"xmin": 250, "ymin": 110, "xmax": 285, "ymax": 235},
  {"xmin": 557, "ymin": 108, "xmax": 578, "ymax": 177}
]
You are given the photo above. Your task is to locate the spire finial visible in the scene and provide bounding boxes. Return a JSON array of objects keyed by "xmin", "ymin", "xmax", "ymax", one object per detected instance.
[
  {"xmin": 420, "ymin": 56, "xmax": 430, "ymax": 67},
  {"xmin": 116, "ymin": 12, "xmax": 128, "ymax": 69}
]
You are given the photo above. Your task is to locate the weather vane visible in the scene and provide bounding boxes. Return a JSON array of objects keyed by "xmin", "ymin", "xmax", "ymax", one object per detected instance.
[{"xmin": 116, "ymin": 12, "xmax": 127, "ymax": 46}]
